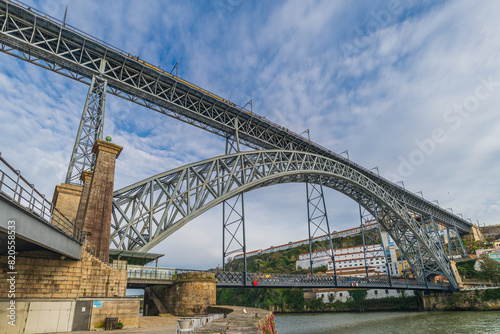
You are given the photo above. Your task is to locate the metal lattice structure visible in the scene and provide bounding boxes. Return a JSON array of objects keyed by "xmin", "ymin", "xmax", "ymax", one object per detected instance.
[
  {"xmin": 65, "ymin": 75, "xmax": 107, "ymax": 185},
  {"xmin": 446, "ymin": 227, "xmax": 468, "ymax": 260},
  {"xmin": 0, "ymin": 1, "xmax": 472, "ymax": 235},
  {"xmin": 306, "ymin": 179, "xmax": 336, "ymax": 279},
  {"xmin": 111, "ymin": 150, "xmax": 460, "ymax": 289},
  {"xmin": 222, "ymin": 120, "xmax": 247, "ymax": 273},
  {"xmin": 359, "ymin": 202, "xmax": 392, "ymax": 283}
]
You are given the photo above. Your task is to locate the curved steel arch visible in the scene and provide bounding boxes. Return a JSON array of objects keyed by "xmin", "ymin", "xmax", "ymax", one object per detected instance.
[{"xmin": 111, "ymin": 150, "xmax": 458, "ymax": 289}]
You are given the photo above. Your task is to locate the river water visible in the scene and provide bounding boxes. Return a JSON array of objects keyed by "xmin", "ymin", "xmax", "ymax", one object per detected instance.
[{"xmin": 274, "ymin": 311, "xmax": 500, "ymax": 334}]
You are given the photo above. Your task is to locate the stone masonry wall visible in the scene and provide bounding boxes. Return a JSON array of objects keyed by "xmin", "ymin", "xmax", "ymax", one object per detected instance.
[
  {"xmin": 145, "ymin": 272, "xmax": 217, "ymax": 316},
  {"xmin": 52, "ymin": 183, "xmax": 83, "ymax": 224},
  {"xmin": 0, "ymin": 249, "xmax": 127, "ymax": 298},
  {"xmin": 480, "ymin": 225, "xmax": 500, "ymax": 240}
]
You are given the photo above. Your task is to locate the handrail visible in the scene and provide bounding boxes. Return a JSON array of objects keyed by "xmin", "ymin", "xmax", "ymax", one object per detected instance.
[
  {"xmin": 124, "ymin": 266, "xmax": 451, "ymax": 290},
  {"xmin": 0, "ymin": 153, "xmax": 83, "ymax": 243}
]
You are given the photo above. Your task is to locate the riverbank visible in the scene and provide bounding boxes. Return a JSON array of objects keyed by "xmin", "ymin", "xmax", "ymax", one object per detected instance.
[{"xmin": 423, "ymin": 287, "xmax": 500, "ymax": 311}]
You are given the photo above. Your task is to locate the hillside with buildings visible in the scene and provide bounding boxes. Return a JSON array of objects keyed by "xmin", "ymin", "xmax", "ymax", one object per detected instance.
[{"xmin": 219, "ymin": 224, "xmax": 500, "ymax": 312}]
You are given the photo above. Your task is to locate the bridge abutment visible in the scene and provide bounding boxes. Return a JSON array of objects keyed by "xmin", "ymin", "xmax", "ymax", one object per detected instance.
[{"xmin": 144, "ymin": 272, "xmax": 217, "ymax": 316}]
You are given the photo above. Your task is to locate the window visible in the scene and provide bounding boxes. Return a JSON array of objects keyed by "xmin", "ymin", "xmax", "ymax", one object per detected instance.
[
  {"xmin": 339, "ymin": 293, "xmax": 343, "ymax": 297},
  {"xmin": 385, "ymin": 290, "xmax": 389, "ymax": 294},
  {"xmin": 374, "ymin": 290, "xmax": 378, "ymax": 295}
]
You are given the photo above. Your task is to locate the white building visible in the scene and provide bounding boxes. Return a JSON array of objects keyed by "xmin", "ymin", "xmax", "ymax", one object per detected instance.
[
  {"xmin": 316, "ymin": 288, "xmax": 415, "ymax": 303},
  {"xmin": 297, "ymin": 244, "xmax": 390, "ymax": 277}
]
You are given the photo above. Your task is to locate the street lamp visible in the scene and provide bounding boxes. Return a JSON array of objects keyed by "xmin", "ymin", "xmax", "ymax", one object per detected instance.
[
  {"xmin": 370, "ymin": 166, "xmax": 380, "ymax": 176},
  {"xmin": 340, "ymin": 150, "xmax": 349, "ymax": 160},
  {"xmin": 397, "ymin": 180, "xmax": 405, "ymax": 189},
  {"xmin": 416, "ymin": 191, "xmax": 423, "ymax": 198}
]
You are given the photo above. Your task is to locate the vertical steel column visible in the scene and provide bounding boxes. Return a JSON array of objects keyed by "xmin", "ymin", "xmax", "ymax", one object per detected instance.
[
  {"xmin": 65, "ymin": 72, "xmax": 107, "ymax": 186},
  {"xmin": 222, "ymin": 119, "xmax": 247, "ymax": 285},
  {"xmin": 306, "ymin": 177, "xmax": 337, "ymax": 285},
  {"xmin": 424, "ymin": 216, "xmax": 447, "ymax": 261},
  {"xmin": 446, "ymin": 227, "xmax": 468, "ymax": 260},
  {"xmin": 359, "ymin": 205, "xmax": 370, "ymax": 278},
  {"xmin": 416, "ymin": 240, "xmax": 430, "ymax": 289},
  {"xmin": 372, "ymin": 201, "xmax": 393, "ymax": 287},
  {"xmin": 359, "ymin": 201, "xmax": 392, "ymax": 285}
]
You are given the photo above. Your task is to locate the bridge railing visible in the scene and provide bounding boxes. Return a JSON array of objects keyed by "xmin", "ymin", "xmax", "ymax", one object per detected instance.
[
  {"xmin": 0, "ymin": 153, "xmax": 83, "ymax": 243},
  {"xmin": 125, "ymin": 266, "xmax": 451, "ymax": 290},
  {"xmin": 214, "ymin": 271, "xmax": 451, "ymax": 290},
  {"xmin": 127, "ymin": 265, "xmax": 177, "ymax": 280}
]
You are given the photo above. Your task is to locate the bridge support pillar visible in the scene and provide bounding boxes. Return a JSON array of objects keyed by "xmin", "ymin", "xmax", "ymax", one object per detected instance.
[
  {"xmin": 82, "ymin": 139, "xmax": 122, "ymax": 263},
  {"xmin": 449, "ymin": 260, "xmax": 464, "ymax": 290},
  {"xmin": 52, "ymin": 182, "xmax": 83, "ymax": 224},
  {"xmin": 144, "ymin": 272, "xmax": 217, "ymax": 316},
  {"xmin": 463, "ymin": 224, "xmax": 485, "ymax": 241},
  {"xmin": 75, "ymin": 171, "xmax": 93, "ymax": 231}
]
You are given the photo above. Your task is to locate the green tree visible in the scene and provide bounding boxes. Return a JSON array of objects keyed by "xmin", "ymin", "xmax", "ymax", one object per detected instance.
[
  {"xmin": 479, "ymin": 255, "xmax": 500, "ymax": 282},
  {"xmin": 349, "ymin": 289, "xmax": 367, "ymax": 303}
]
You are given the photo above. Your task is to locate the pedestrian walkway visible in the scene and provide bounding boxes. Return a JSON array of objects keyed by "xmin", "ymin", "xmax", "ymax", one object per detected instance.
[{"xmin": 47, "ymin": 316, "xmax": 179, "ymax": 334}]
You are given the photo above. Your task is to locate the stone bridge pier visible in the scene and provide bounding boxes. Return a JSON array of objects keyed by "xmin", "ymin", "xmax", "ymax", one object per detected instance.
[
  {"xmin": 144, "ymin": 272, "xmax": 217, "ymax": 316},
  {"xmin": 0, "ymin": 140, "xmax": 141, "ymax": 333}
]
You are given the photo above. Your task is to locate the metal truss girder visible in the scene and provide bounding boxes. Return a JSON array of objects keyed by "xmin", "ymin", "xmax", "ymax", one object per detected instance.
[
  {"xmin": 111, "ymin": 150, "xmax": 459, "ymax": 289},
  {"xmin": 0, "ymin": 1, "xmax": 472, "ymax": 234},
  {"xmin": 65, "ymin": 75, "xmax": 107, "ymax": 185}
]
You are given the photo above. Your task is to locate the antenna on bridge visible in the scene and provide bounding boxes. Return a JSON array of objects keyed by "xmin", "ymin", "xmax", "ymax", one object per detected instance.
[
  {"xmin": 300, "ymin": 129, "xmax": 310, "ymax": 141},
  {"xmin": 340, "ymin": 150, "xmax": 349, "ymax": 160},
  {"xmin": 170, "ymin": 62, "xmax": 178, "ymax": 77},
  {"xmin": 243, "ymin": 99, "xmax": 253, "ymax": 113},
  {"xmin": 63, "ymin": 6, "xmax": 68, "ymax": 27}
]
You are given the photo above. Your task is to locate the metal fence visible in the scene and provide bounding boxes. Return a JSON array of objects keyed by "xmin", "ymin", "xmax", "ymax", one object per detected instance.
[
  {"xmin": 214, "ymin": 271, "xmax": 451, "ymax": 291},
  {"xmin": 0, "ymin": 153, "xmax": 83, "ymax": 243},
  {"xmin": 124, "ymin": 265, "xmax": 451, "ymax": 291}
]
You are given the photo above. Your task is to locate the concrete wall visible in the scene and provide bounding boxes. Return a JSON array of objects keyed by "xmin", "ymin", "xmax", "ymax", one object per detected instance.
[
  {"xmin": 0, "ymin": 298, "xmax": 139, "ymax": 333},
  {"xmin": 0, "ymin": 250, "xmax": 128, "ymax": 299},
  {"xmin": 87, "ymin": 298, "xmax": 140, "ymax": 330}
]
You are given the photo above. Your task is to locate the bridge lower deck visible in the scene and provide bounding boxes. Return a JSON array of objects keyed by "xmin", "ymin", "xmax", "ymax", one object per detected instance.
[{"xmin": 126, "ymin": 268, "xmax": 452, "ymax": 291}]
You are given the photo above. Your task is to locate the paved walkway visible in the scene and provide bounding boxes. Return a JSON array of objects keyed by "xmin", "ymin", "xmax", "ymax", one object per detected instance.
[{"xmin": 48, "ymin": 316, "xmax": 179, "ymax": 334}]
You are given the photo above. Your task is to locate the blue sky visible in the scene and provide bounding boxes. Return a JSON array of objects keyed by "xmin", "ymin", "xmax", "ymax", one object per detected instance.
[{"xmin": 1, "ymin": 0, "xmax": 499, "ymax": 269}]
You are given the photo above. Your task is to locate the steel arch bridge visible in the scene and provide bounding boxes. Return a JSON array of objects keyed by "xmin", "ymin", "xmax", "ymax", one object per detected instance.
[
  {"xmin": 111, "ymin": 150, "xmax": 459, "ymax": 289},
  {"xmin": 0, "ymin": 2, "xmax": 471, "ymax": 290},
  {"xmin": 0, "ymin": 1, "xmax": 472, "ymax": 236}
]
